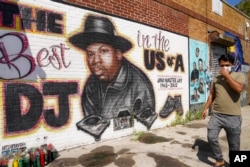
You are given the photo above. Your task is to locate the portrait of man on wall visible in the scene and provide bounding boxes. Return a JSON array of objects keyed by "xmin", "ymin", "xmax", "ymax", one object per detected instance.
[{"xmin": 68, "ymin": 14, "xmax": 158, "ymax": 140}]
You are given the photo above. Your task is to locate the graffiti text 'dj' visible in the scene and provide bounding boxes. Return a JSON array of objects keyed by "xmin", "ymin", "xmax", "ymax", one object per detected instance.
[{"xmin": 4, "ymin": 82, "xmax": 78, "ymax": 135}]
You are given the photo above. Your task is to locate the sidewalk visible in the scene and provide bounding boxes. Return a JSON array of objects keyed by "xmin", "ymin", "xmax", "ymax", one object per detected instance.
[{"xmin": 48, "ymin": 106, "xmax": 250, "ymax": 167}]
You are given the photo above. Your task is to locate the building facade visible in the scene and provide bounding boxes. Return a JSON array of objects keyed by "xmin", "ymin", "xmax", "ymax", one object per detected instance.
[{"xmin": 0, "ymin": 0, "xmax": 249, "ymax": 153}]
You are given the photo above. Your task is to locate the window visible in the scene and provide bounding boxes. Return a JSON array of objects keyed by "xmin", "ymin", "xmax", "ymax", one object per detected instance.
[{"xmin": 212, "ymin": 0, "xmax": 223, "ymax": 16}]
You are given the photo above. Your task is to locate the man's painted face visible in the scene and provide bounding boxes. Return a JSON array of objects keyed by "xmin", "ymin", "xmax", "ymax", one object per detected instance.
[
  {"xmin": 195, "ymin": 48, "xmax": 199, "ymax": 57},
  {"xmin": 194, "ymin": 89, "xmax": 197, "ymax": 95},
  {"xmin": 86, "ymin": 43, "xmax": 122, "ymax": 82},
  {"xmin": 193, "ymin": 62, "xmax": 197, "ymax": 69},
  {"xmin": 198, "ymin": 60, "xmax": 203, "ymax": 70}
]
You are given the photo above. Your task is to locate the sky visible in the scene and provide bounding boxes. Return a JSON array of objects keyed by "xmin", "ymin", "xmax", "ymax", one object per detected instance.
[{"xmin": 226, "ymin": 0, "xmax": 242, "ymax": 6}]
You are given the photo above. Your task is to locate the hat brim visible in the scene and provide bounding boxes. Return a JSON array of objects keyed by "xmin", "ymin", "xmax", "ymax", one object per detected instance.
[{"xmin": 69, "ymin": 32, "xmax": 132, "ymax": 53}]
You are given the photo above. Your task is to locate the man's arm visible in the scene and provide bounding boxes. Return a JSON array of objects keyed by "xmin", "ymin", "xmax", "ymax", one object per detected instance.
[
  {"xmin": 202, "ymin": 83, "xmax": 215, "ymax": 119},
  {"xmin": 220, "ymin": 68, "xmax": 244, "ymax": 93},
  {"xmin": 225, "ymin": 75, "xmax": 244, "ymax": 93}
]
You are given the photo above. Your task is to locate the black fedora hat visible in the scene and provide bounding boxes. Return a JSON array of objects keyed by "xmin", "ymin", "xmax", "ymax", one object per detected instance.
[{"xmin": 69, "ymin": 15, "xmax": 132, "ymax": 53}]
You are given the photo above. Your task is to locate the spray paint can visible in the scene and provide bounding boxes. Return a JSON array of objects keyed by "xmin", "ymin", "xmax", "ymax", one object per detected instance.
[
  {"xmin": 23, "ymin": 154, "xmax": 30, "ymax": 167},
  {"xmin": 7, "ymin": 159, "xmax": 13, "ymax": 167},
  {"xmin": 18, "ymin": 157, "xmax": 23, "ymax": 167},
  {"xmin": 47, "ymin": 150, "xmax": 51, "ymax": 164},
  {"xmin": 1, "ymin": 159, "xmax": 8, "ymax": 167},
  {"xmin": 43, "ymin": 149, "xmax": 48, "ymax": 166},
  {"xmin": 51, "ymin": 149, "xmax": 58, "ymax": 161},
  {"xmin": 39, "ymin": 150, "xmax": 45, "ymax": 167},
  {"xmin": 36, "ymin": 152, "xmax": 40, "ymax": 167},
  {"xmin": 30, "ymin": 151, "xmax": 37, "ymax": 167},
  {"xmin": 13, "ymin": 159, "xmax": 18, "ymax": 167}
]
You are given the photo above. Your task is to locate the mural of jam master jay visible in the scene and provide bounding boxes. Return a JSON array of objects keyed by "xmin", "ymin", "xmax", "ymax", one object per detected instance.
[{"xmin": 68, "ymin": 14, "xmax": 157, "ymax": 141}]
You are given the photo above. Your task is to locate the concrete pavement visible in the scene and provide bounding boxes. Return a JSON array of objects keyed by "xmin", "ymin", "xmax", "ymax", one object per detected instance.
[{"xmin": 48, "ymin": 106, "xmax": 250, "ymax": 167}]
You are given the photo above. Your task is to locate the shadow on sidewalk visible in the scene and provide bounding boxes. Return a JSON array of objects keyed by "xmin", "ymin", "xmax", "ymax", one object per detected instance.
[
  {"xmin": 192, "ymin": 138, "xmax": 230, "ymax": 167},
  {"xmin": 192, "ymin": 138, "xmax": 214, "ymax": 165}
]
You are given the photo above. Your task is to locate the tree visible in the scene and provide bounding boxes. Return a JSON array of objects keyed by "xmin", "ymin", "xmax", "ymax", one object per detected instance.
[{"xmin": 235, "ymin": 0, "xmax": 250, "ymax": 17}]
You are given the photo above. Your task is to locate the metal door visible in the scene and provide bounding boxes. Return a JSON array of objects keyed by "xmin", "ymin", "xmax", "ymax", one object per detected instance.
[{"xmin": 210, "ymin": 43, "xmax": 227, "ymax": 79}]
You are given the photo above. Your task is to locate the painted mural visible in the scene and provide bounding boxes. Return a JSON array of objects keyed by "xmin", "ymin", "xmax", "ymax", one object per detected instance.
[
  {"xmin": 189, "ymin": 39, "xmax": 210, "ymax": 112},
  {"xmin": 225, "ymin": 32, "xmax": 246, "ymax": 72},
  {"xmin": 68, "ymin": 15, "xmax": 158, "ymax": 141},
  {"xmin": 0, "ymin": 0, "xmax": 189, "ymax": 153}
]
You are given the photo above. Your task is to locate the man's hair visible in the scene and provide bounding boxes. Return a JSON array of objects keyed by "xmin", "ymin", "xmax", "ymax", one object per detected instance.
[{"xmin": 218, "ymin": 54, "xmax": 235, "ymax": 64}]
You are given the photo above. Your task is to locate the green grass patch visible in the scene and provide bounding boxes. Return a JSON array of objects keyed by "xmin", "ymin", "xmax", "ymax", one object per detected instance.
[{"xmin": 170, "ymin": 108, "xmax": 203, "ymax": 126}]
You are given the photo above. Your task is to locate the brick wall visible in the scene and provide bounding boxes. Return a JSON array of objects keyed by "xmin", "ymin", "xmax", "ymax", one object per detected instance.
[
  {"xmin": 62, "ymin": 0, "xmax": 189, "ymax": 35},
  {"xmin": 0, "ymin": 0, "xmax": 249, "ymax": 154},
  {"xmin": 0, "ymin": 0, "xmax": 190, "ymax": 152}
]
